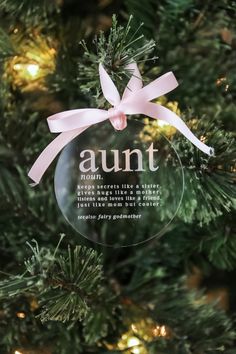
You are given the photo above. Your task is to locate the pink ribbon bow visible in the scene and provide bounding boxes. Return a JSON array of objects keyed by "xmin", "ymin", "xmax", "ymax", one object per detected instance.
[{"xmin": 28, "ymin": 62, "xmax": 214, "ymax": 185}]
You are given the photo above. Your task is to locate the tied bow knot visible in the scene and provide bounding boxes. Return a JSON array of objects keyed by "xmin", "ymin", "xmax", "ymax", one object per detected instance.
[
  {"xmin": 28, "ymin": 62, "xmax": 214, "ymax": 185},
  {"xmin": 108, "ymin": 108, "xmax": 127, "ymax": 131}
]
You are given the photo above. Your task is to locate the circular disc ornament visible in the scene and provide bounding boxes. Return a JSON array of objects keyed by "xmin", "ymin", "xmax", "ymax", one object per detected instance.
[{"xmin": 54, "ymin": 119, "xmax": 184, "ymax": 247}]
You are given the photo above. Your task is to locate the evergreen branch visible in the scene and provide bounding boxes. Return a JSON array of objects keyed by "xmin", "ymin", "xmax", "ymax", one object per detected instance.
[
  {"xmin": 0, "ymin": 237, "xmax": 105, "ymax": 323},
  {"xmin": 127, "ymin": 266, "xmax": 236, "ymax": 354},
  {"xmin": 172, "ymin": 114, "xmax": 236, "ymax": 225},
  {"xmin": 144, "ymin": 215, "xmax": 236, "ymax": 273},
  {"xmin": 160, "ymin": 0, "xmax": 195, "ymax": 22},
  {"xmin": 0, "ymin": 0, "xmax": 61, "ymax": 24},
  {"xmin": 138, "ymin": 109, "xmax": 235, "ymax": 227},
  {"xmin": 78, "ymin": 15, "xmax": 156, "ymax": 106},
  {"xmin": 0, "ymin": 135, "xmax": 25, "ymax": 205},
  {"xmin": 0, "ymin": 27, "xmax": 16, "ymax": 60},
  {"xmin": 0, "ymin": 4, "xmax": 235, "ymax": 353},
  {"xmin": 198, "ymin": 214, "xmax": 236, "ymax": 270},
  {"xmin": 124, "ymin": 0, "xmax": 157, "ymax": 38}
]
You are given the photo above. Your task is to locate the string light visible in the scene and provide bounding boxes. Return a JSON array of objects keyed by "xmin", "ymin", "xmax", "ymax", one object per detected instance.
[
  {"xmin": 110, "ymin": 317, "xmax": 171, "ymax": 353},
  {"xmin": 117, "ymin": 333, "xmax": 147, "ymax": 354},
  {"xmin": 152, "ymin": 325, "xmax": 167, "ymax": 337},
  {"xmin": 216, "ymin": 77, "xmax": 227, "ymax": 86},
  {"xmin": 139, "ymin": 96, "xmax": 179, "ymax": 143},
  {"xmin": 200, "ymin": 135, "xmax": 207, "ymax": 143},
  {"xmin": 14, "ymin": 350, "xmax": 23, "ymax": 354},
  {"xmin": 26, "ymin": 64, "xmax": 40, "ymax": 77},
  {"xmin": 6, "ymin": 30, "xmax": 57, "ymax": 91},
  {"xmin": 16, "ymin": 311, "xmax": 26, "ymax": 319},
  {"xmin": 160, "ymin": 325, "xmax": 167, "ymax": 337},
  {"xmin": 140, "ymin": 116, "xmax": 176, "ymax": 143},
  {"xmin": 127, "ymin": 336, "xmax": 142, "ymax": 354},
  {"xmin": 13, "ymin": 64, "xmax": 21, "ymax": 71},
  {"xmin": 13, "ymin": 63, "xmax": 40, "ymax": 79},
  {"xmin": 216, "ymin": 77, "xmax": 230, "ymax": 92}
]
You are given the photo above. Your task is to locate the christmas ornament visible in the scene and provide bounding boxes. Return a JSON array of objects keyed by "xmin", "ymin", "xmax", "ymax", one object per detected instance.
[
  {"xmin": 54, "ymin": 119, "xmax": 184, "ymax": 246},
  {"xmin": 28, "ymin": 62, "xmax": 214, "ymax": 246}
]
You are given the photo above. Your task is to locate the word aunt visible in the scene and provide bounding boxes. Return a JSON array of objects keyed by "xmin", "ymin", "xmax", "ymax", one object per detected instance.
[{"xmin": 79, "ymin": 143, "xmax": 159, "ymax": 173}]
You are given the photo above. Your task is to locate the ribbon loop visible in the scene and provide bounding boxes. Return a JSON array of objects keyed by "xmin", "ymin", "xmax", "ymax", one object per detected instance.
[
  {"xmin": 47, "ymin": 109, "xmax": 108, "ymax": 133},
  {"xmin": 122, "ymin": 62, "xmax": 143, "ymax": 100},
  {"xmin": 125, "ymin": 72, "xmax": 178, "ymax": 104},
  {"xmin": 99, "ymin": 63, "xmax": 120, "ymax": 106},
  {"xmin": 28, "ymin": 62, "xmax": 214, "ymax": 185}
]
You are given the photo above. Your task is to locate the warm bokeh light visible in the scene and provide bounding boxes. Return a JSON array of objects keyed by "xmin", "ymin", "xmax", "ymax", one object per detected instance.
[
  {"xmin": 6, "ymin": 29, "xmax": 57, "ymax": 91},
  {"xmin": 216, "ymin": 77, "xmax": 227, "ymax": 86},
  {"xmin": 200, "ymin": 135, "xmax": 207, "ymax": 143},
  {"xmin": 108, "ymin": 313, "xmax": 172, "ymax": 353},
  {"xmin": 16, "ymin": 311, "xmax": 26, "ymax": 319},
  {"xmin": 26, "ymin": 64, "xmax": 40, "ymax": 77},
  {"xmin": 216, "ymin": 76, "xmax": 230, "ymax": 92},
  {"xmin": 13, "ymin": 63, "xmax": 40, "ymax": 80},
  {"xmin": 139, "ymin": 96, "xmax": 179, "ymax": 143},
  {"xmin": 127, "ymin": 336, "xmax": 142, "ymax": 353}
]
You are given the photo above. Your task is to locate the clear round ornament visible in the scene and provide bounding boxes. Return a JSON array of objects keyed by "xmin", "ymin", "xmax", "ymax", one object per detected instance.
[{"xmin": 54, "ymin": 119, "xmax": 184, "ymax": 247}]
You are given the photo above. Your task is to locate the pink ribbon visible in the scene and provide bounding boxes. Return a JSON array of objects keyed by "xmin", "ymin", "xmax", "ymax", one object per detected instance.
[{"xmin": 28, "ymin": 63, "xmax": 214, "ymax": 185}]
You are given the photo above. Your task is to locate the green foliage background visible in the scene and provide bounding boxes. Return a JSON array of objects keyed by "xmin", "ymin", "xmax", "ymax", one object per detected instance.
[{"xmin": 0, "ymin": 0, "xmax": 235, "ymax": 353}]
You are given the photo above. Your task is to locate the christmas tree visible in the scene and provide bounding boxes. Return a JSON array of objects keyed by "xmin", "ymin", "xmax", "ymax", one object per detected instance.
[{"xmin": 0, "ymin": 1, "xmax": 236, "ymax": 353}]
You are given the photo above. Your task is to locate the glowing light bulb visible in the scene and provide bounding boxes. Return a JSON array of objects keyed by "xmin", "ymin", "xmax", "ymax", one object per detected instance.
[
  {"xmin": 153, "ymin": 325, "xmax": 160, "ymax": 336},
  {"xmin": 26, "ymin": 64, "xmax": 39, "ymax": 77},
  {"xmin": 160, "ymin": 325, "xmax": 167, "ymax": 337},
  {"xmin": 127, "ymin": 336, "xmax": 141, "ymax": 353},
  {"xmin": 216, "ymin": 77, "xmax": 226, "ymax": 86},
  {"xmin": 16, "ymin": 312, "xmax": 26, "ymax": 319},
  {"xmin": 13, "ymin": 64, "xmax": 22, "ymax": 71},
  {"xmin": 13, "ymin": 62, "xmax": 40, "ymax": 78},
  {"xmin": 15, "ymin": 350, "xmax": 23, "ymax": 354}
]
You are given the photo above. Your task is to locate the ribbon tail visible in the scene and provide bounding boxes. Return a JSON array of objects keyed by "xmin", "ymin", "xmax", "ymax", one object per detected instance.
[
  {"xmin": 28, "ymin": 126, "xmax": 90, "ymax": 185},
  {"xmin": 142, "ymin": 102, "xmax": 214, "ymax": 156}
]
